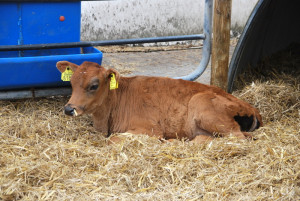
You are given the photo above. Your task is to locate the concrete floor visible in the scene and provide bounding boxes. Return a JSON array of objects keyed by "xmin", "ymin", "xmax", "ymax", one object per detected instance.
[{"xmin": 101, "ymin": 45, "xmax": 236, "ymax": 85}]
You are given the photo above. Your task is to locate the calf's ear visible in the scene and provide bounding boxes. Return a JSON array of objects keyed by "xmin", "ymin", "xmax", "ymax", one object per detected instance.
[
  {"xmin": 56, "ymin": 61, "xmax": 79, "ymax": 73},
  {"xmin": 106, "ymin": 68, "xmax": 120, "ymax": 90},
  {"xmin": 106, "ymin": 68, "xmax": 120, "ymax": 82}
]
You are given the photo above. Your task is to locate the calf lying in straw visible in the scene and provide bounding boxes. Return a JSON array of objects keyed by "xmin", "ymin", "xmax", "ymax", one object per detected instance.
[{"xmin": 57, "ymin": 61, "xmax": 262, "ymax": 143}]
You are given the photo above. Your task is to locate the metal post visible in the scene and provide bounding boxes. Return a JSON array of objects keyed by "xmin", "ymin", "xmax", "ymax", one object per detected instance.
[{"xmin": 174, "ymin": 0, "xmax": 213, "ymax": 81}]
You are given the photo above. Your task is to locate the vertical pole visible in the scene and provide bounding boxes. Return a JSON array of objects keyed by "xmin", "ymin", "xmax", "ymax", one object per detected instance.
[
  {"xmin": 174, "ymin": 0, "xmax": 213, "ymax": 81},
  {"xmin": 211, "ymin": 0, "xmax": 232, "ymax": 91}
]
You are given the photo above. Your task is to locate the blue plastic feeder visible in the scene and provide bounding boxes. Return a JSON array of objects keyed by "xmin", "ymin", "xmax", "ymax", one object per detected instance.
[{"xmin": 0, "ymin": 1, "xmax": 103, "ymax": 94}]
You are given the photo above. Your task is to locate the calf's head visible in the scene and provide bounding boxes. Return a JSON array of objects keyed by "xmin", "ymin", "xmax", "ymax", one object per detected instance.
[{"xmin": 56, "ymin": 61, "xmax": 120, "ymax": 117}]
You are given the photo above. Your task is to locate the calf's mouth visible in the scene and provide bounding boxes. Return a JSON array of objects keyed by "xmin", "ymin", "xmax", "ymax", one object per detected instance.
[{"xmin": 64, "ymin": 104, "xmax": 84, "ymax": 117}]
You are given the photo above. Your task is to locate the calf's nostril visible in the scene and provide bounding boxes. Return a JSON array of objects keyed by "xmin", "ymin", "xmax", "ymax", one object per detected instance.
[{"xmin": 64, "ymin": 105, "xmax": 75, "ymax": 116}]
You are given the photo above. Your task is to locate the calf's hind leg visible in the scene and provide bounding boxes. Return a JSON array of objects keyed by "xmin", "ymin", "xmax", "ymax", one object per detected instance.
[
  {"xmin": 188, "ymin": 93, "xmax": 253, "ymax": 140},
  {"xmin": 195, "ymin": 113, "xmax": 250, "ymax": 139}
]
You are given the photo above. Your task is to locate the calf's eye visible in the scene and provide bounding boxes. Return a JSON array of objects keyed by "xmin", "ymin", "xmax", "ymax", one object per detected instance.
[{"xmin": 89, "ymin": 84, "xmax": 99, "ymax": 91}]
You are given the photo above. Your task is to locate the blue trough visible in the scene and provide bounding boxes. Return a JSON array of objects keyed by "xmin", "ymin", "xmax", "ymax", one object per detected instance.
[{"xmin": 0, "ymin": 1, "xmax": 103, "ymax": 98}]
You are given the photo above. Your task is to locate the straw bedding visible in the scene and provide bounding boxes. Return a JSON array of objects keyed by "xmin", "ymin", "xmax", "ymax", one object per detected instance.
[{"xmin": 0, "ymin": 46, "xmax": 299, "ymax": 200}]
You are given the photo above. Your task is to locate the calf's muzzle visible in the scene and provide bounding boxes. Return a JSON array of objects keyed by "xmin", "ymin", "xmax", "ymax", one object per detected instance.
[{"xmin": 64, "ymin": 104, "xmax": 76, "ymax": 116}]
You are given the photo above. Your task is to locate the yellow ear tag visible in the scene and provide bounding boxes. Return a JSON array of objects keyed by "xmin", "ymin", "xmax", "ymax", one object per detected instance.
[
  {"xmin": 110, "ymin": 73, "xmax": 118, "ymax": 90},
  {"xmin": 61, "ymin": 67, "xmax": 73, "ymax": 81}
]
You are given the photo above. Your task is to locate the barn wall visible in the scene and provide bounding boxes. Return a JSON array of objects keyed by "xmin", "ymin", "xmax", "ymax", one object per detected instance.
[{"xmin": 81, "ymin": 0, "xmax": 259, "ymax": 41}]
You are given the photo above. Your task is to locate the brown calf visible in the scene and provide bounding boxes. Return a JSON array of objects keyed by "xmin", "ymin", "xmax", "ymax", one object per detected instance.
[{"xmin": 57, "ymin": 61, "xmax": 262, "ymax": 143}]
